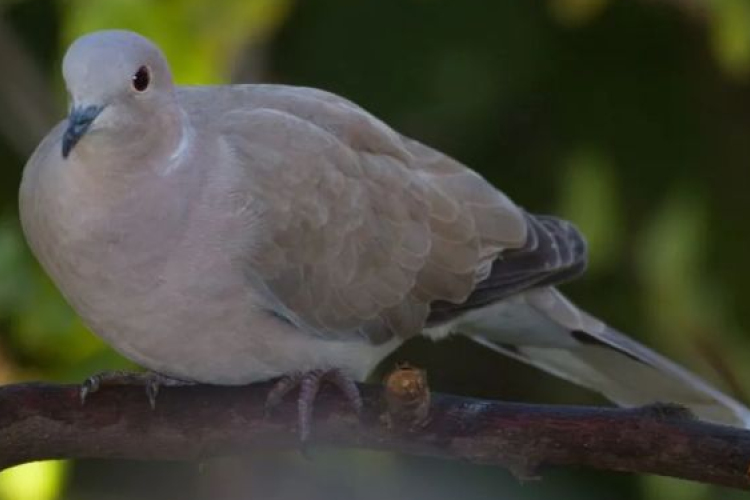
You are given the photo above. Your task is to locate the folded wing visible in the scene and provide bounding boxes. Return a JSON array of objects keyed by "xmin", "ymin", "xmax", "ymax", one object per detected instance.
[{"xmin": 219, "ymin": 86, "xmax": 537, "ymax": 343}]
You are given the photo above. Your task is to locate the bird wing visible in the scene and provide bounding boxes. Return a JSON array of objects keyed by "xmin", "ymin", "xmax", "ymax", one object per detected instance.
[{"xmin": 215, "ymin": 85, "xmax": 583, "ymax": 343}]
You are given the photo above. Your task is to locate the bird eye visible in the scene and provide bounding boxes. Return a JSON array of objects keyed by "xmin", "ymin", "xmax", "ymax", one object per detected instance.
[{"xmin": 131, "ymin": 66, "xmax": 150, "ymax": 92}]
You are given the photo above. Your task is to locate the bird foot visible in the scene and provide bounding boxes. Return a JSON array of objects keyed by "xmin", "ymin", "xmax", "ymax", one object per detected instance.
[
  {"xmin": 265, "ymin": 368, "xmax": 362, "ymax": 442},
  {"xmin": 80, "ymin": 370, "xmax": 195, "ymax": 409}
]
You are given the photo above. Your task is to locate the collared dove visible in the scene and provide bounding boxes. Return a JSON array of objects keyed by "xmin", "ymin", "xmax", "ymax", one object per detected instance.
[{"xmin": 19, "ymin": 30, "xmax": 750, "ymax": 435}]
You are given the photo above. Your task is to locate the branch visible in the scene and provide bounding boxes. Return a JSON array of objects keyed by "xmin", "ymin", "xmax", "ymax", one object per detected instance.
[{"xmin": 0, "ymin": 381, "xmax": 749, "ymax": 490}]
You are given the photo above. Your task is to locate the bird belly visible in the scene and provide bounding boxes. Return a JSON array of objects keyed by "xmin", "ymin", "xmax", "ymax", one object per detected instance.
[{"xmin": 57, "ymin": 258, "xmax": 398, "ymax": 385}]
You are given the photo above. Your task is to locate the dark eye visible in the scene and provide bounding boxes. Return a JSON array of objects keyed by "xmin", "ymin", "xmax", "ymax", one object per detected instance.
[{"xmin": 132, "ymin": 66, "xmax": 150, "ymax": 92}]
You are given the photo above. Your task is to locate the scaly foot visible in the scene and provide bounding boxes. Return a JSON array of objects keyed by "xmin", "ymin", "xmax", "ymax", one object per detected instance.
[
  {"xmin": 80, "ymin": 370, "xmax": 195, "ymax": 409},
  {"xmin": 265, "ymin": 368, "xmax": 362, "ymax": 441}
]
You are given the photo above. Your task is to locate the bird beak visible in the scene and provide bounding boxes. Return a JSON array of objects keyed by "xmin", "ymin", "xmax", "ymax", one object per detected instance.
[{"xmin": 62, "ymin": 105, "xmax": 103, "ymax": 159}]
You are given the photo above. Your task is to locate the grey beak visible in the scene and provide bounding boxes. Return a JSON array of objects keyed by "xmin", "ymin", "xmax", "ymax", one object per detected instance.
[{"xmin": 62, "ymin": 105, "xmax": 103, "ymax": 158}]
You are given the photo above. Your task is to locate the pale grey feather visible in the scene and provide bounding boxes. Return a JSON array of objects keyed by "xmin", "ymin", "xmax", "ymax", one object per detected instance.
[{"xmin": 456, "ymin": 288, "xmax": 750, "ymax": 427}]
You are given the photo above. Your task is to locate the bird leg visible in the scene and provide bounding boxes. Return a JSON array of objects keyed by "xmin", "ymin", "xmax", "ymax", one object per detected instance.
[
  {"xmin": 265, "ymin": 368, "xmax": 363, "ymax": 441},
  {"xmin": 80, "ymin": 370, "xmax": 195, "ymax": 409}
]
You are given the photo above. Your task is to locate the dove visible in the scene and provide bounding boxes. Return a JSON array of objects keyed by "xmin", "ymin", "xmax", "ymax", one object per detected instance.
[{"xmin": 19, "ymin": 30, "xmax": 750, "ymax": 438}]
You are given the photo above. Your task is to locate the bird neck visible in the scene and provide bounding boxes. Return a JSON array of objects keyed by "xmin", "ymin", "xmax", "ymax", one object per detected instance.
[
  {"xmin": 124, "ymin": 100, "xmax": 188, "ymax": 170},
  {"xmin": 158, "ymin": 109, "xmax": 195, "ymax": 176},
  {"xmin": 67, "ymin": 100, "xmax": 194, "ymax": 201}
]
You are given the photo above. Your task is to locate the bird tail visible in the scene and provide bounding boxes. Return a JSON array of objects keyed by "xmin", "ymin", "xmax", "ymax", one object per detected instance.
[{"xmin": 449, "ymin": 286, "xmax": 750, "ymax": 428}]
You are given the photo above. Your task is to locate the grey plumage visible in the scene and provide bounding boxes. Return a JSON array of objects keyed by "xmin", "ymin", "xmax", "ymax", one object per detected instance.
[{"xmin": 19, "ymin": 30, "xmax": 750, "ymax": 428}]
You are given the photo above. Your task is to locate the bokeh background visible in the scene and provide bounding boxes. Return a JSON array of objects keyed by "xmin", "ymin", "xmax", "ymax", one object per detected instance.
[{"xmin": 0, "ymin": 0, "xmax": 749, "ymax": 498}]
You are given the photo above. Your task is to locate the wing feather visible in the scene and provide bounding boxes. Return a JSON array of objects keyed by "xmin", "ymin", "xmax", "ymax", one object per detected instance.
[{"xmin": 218, "ymin": 88, "xmax": 528, "ymax": 343}]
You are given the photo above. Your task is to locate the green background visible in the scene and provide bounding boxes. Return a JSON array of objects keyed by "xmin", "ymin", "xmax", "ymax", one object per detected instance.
[{"xmin": 1, "ymin": 0, "xmax": 749, "ymax": 498}]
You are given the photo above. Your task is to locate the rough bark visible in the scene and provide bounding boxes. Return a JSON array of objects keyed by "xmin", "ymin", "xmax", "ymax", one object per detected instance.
[{"xmin": 0, "ymin": 381, "xmax": 749, "ymax": 490}]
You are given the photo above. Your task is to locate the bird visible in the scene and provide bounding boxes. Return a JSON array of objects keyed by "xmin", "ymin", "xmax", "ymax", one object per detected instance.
[{"xmin": 19, "ymin": 29, "xmax": 750, "ymax": 439}]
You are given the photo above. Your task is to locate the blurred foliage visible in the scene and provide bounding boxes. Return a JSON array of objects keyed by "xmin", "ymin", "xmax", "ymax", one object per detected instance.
[
  {"xmin": 709, "ymin": 0, "xmax": 750, "ymax": 79},
  {"xmin": 64, "ymin": 0, "xmax": 292, "ymax": 84},
  {"xmin": 549, "ymin": 0, "xmax": 610, "ymax": 27},
  {"xmin": 558, "ymin": 147, "xmax": 622, "ymax": 271},
  {"xmin": 1, "ymin": 0, "xmax": 750, "ymax": 499},
  {"xmin": 0, "ymin": 461, "xmax": 66, "ymax": 500}
]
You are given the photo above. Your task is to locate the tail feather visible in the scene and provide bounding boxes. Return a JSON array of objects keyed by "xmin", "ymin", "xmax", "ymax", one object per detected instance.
[{"xmin": 451, "ymin": 287, "xmax": 750, "ymax": 428}]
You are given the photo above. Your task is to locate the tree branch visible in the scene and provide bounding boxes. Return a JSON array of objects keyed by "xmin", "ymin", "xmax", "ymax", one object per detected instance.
[{"xmin": 0, "ymin": 381, "xmax": 749, "ymax": 490}]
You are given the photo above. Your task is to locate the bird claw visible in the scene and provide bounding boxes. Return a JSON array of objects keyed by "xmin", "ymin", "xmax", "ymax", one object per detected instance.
[
  {"xmin": 79, "ymin": 370, "xmax": 194, "ymax": 409},
  {"xmin": 265, "ymin": 368, "xmax": 363, "ymax": 442}
]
